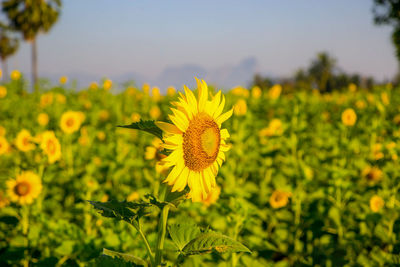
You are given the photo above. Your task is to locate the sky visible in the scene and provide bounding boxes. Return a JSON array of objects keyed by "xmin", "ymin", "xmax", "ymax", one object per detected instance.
[{"xmin": 4, "ymin": 0, "xmax": 398, "ymax": 88}]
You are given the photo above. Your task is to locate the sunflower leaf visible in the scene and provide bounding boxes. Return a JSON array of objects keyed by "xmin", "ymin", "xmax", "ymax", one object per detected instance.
[
  {"xmin": 102, "ymin": 248, "xmax": 148, "ymax": 267},
  {"xmin": 182, "ymin": 232, "xmax": 251, "ymax": 255},
  {"xmin": 88, "ymin": 200, "xmax": 154, "ymax": 227},
  {"xmin": 168, "ymin": 223, "xmax": 201, "ymax": 251},
  {"xmin": 118, "ymin": 120, "xmax": 163, "ymax": 140}
]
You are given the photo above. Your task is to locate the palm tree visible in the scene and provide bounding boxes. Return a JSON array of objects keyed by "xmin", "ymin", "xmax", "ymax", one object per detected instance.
[
  {"xmin": 0, "ymin": 23, "xmax": 19, "ymax": 80},
  {"xmin": 2, "ymin": 0, "xmax": 61, "ymax": 91}
]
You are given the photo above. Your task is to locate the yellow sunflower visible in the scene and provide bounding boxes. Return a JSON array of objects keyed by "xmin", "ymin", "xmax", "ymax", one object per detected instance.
[
  {"xmin": 6, "ymin": 171, "xmax": 42, "ymax": 205},
  {"xmin": 40, "ymin": 131, "xmax": 61, "ymax": 164},
  {"xmin": 0, "ymin": 136, "xmax": 10, "ymax": 155},
  {"xmin": 60, "ymin": 111, "xmax": 83, "ymax": 134},
  {"xmin": 10, "ymin": 70, "xmax": 21, "ymax": 81},
  {"xmin": 0, "ymin": 191, "xmax": 9, "ymax": 208},
  {"xmin": 0, "ymin": 86, "xmax": 7, "ymax": 98},
  {"xmin": 341, "ymin": 108, "xmax": 357, "ymax": 126},
  {"xmin": 59, "ymin": 76, "xmax": 68, "ymax": 84},
  {"xmin": 156, "ymin": 78, "xmax": 232, "ymax": 202},
  {"xmin": 15, "ymin": 129, "xmax": 35, "ymax": 152},
  {"xmin": 370, "ymin": 195, "xmax": 384, "ymax": 212},
  {"xmin": 37, "ymin": 113, "xmax": 50, "ymax": 126},
  {"xmin": 270, "ymin": 190, "xmax": 292, "ymax": 209}
]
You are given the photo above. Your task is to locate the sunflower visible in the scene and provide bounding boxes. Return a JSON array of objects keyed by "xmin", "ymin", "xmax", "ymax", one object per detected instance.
[
  {"xmin": 59, "ymin": 76, "xmax": 68, "ymax": 84},
  {"xmin": 15, "ymin": 129, "xmax": 35, "ymax": 152},
  {"xmin": 0, "ymin": 191, "xmax": 9, "ymax": 208},
  {"xmin": 40, "ymin": 131, "xmax": 61, "ymax": 164},
  {"xmin": 270, "ymin": 190, "xmax": 292, "ymax": 209},
  {"xmin": 10, "ymin": 70, "xmax": 21, "ymax": 81},
  {"xmin": 202, "ymin": 186, "xmax": 221, "ymax": 207},
  {"xmin": 60, "ymin": 111, "xmax": 83, "ymax": 134},
  {"xmin": 341, "ymin": 108, "xmax": 357, "ymax": 126},
  {"xmin": 38, "ymin": 113, "xmax": 50, "ymax": 126},
  {"xmin": 370, "ymin": 195, "xmax": 384, "ymax": 212},
  {"xmin": 233, "ymin": 99, "xmax": 247, "ymax": 116},
  {"xmin": 362, "ymin": 166, "xmax": 383, "ymax": 184},
  {"xmin": 0, "ymin": 86, "xmax": 7, "ymax": 98},
  {"xmin": 0, "ymin": 136, "xmax": 10, "ymax": 155},
  {"xmin": 156, "ymin": 78, "xmax": 232, "ymax": 202},
  {"xmin": 6, "ymin": 171, "xmax": 42, "ymax": 205}
]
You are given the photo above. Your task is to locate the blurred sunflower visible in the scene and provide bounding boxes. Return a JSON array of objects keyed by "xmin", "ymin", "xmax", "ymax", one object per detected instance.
[
  {"xmin": 10, "ymin": 70, "xmax": 21, "ymax": 81},
  {"xmin": 145, "ymin": 138, "xmax": 169, "ymax": 174},
  {"xmin": 362, "ymin": 166, "xmax": 383, "ymax": 184},
  {"xmin": 0, "ymin": 191, "xmax": 9, "ymax": 208},
  {"xmin": 156, "ymin": 78, "xmax": 232, "ymax": 202},
  {"xmin": 15, "ymin": 129, "xmax": 35, "ymax": 152},
  {"xmin": 0, "ymin": 136, "xmax": 10, "ymax": 155},
  {"xmin": 150, "ymin": 106, "xmax": 161, "ymax": 119},
  {"xmin": 6, "ymin": 171, "xmax": 42, "ymax": 205},
  {"xmin": 251, "ymin": 86, "xmax": 262, "ymax": 99},
  {"xmin": 89, "ymin": 82, "xmax": 98, "ymax": 90},
  {"xmin": 201, "ymin": 186, "xmax": 221, "ymax": 207},
  {"xmin": 152, "ymin": 87, "xmax": 162, "ymax": 101},
  {"xmin": 269, "ymin": 84, "xmax": 282, "ymax": 99},
  {"xmin": 60, "ymin": 111, "xmax": 83, "ymax": 134},
  {"xmin": 234, "ymin": 99, "xmax": 247, "ymax": 116},
  {"xmin": 56, "ymin": 93, "xmax": 66, "ymax": 104},
  {"xmin": 167, "ymin": 86, "xmax": 176, "ymax": 96},
  {"xmin": 270, "ymin": 190, "xmax": 292, "ymax": 209},
  {"xmin": 0, "ymin": 126, "xmax": 5, "ymax": 136},
  {"xmin": 0, "ymin": 86, "xmax": 7, "ymax": 98},
  {"xmin": 370, "ymin": 195, "xmax": 384, "ymax": 212},
  {"xmin": 40, "ymin": 131, "xmax": 61, "ymax": 164},
  {"xmin": 131, "ymin": 112, "xmax": 141, "ymax": 123},
  {"xmin": 40, "ymin": 93, "xmax": 54, "ymax": 108},
  {"xmin": 127, "ymin": 191, "xmax": 140, "ymax": 202},
  {"xmin": 59, "ymin": 76, "xmax": 68, "ymax": 85},
  {"xmin": 103, "ymin": 79, "xmax": 112, "ymax": 90},
  {"xmin": 37, "ymin": 113, "xmax": 49, "ymax": 126},
  {"xmin": 142, "ymin": 83, "xmax": 150, "ymax": 94},
  {"xmin": 341, "ymin": 108, "xmax": 357, "ymax": 126}
]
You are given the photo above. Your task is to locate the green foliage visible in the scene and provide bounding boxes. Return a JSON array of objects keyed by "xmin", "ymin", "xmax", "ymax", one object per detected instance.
[
  {"xmin": 118, "ymin": 120, "xmax": 163, "ymax": 140},
  {"xmin": 102, "ymin": 248, "xmax": 148, "ymax": 267},
  {"xmin": 168, "ymin": 223, "xmax": 201, "ymax": 251},
  {"xmin": 182, "ymin": 232, "xmax": 251, "ymax": 255}
]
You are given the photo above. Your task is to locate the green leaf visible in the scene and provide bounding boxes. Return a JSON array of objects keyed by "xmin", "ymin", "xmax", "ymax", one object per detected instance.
[
  {"xmin": 118, "ymin": 120, "xmax": 163, "ymax": 140},
  {"xmin": 102, "ymin": 248, "xmax": 148, "ymax": 267},
  {"xmin": 168, "ymin": 223, "xmax": 201, "ymax": 251},
  {"xmin": 182, "ymin": 232, "xmax": 251, "ymax": 255},
  {"xmin": 88, "ymin": 200, "xmax": 154, "ymax": 226},
  {"xmin": 89, "ymin": 255, "xmax": 136, "ymax": 267}
]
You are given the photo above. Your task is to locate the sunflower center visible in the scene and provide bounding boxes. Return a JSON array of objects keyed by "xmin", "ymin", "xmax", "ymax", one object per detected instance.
[
  {"xmin": 66, "ymin": 118, "xmax": 74, "ymax": 127},
  {"xmin": 23, "ymin": 137, "xmax": 29, "ymax": 146},
  {"xmin": 14, "ymin": 182, "xmax": 31, "ymax": 196},
  {"xmin": 183, "ymin": 113, "xmax": 220, "ymax": 171}
]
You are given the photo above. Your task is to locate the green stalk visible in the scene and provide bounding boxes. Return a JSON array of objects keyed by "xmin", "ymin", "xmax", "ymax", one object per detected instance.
[
  {"xmin": 135, "ymin": 223, "xmax": 155, "ymax": 266},
  {"xmin": 155, "ymin": 206, "xmax": 170, "ymax": 266}
]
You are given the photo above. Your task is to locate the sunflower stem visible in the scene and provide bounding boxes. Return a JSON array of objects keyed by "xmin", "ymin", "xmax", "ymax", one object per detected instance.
[
  {"xmin": 134, "ymin": 223, "xmax": 155, "ymax": 266},
  {"xmin": 155, "ymin": 205, "xmax": 170, "ymax": 266}
]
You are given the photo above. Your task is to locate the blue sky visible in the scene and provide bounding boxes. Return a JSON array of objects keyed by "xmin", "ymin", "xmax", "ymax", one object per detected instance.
[{"xmin": 5, "ymin": 0, "xmax": 397, "ymax": 87}]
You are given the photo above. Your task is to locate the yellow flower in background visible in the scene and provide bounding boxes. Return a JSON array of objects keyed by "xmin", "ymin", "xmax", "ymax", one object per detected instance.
[
  {"xmin": 97, "ymin": 131, "xmax": 106, "ymax": 141},
  {"xmin": 0, "ymin": 69, "xmax": 2, "ymax": 79},
  {"xmin": 127, "ymin": 191, "xmax": 140, "ymax": 202},
  {"xmin": 362, "ymin": 166, "xmax": 383, "ymax": 184},
  {"xmin": 231, "ymin": 86, "xmax": 249, "ymax": 97},
  {"xmin": 0, "ymin": 191, "xmax": 9, "ymax": 208},
  {"xmin": 40, "ymin": 93, "xmax": 54, "ymax": 108},
  {"xmin": 83, "ymin": 101, "xmax": 92, "ymax": 110},
  {"xmin": 145, "ymin": 138, "xmax": 163, "ymax": 160},
  {"xmin": 101, "ymin": 194, "xmax": 109, "ymax": 202},
  {"xmin": 142, "ymin": 83, "xmax": 150, "ymax": 94},
  {"xmin": 386, "ymin": 142, "xmax": 396, "ymax": 150},
  {"xmin": 103, "ymin": 79, "xmax": 112, "ymax": 90},
  {"xmin": 156, "ymin": 78, "xmax": 232, "ymax": 202},
  {"xmin": 6, "ymin": 171, "xmax": 42, "ymax": 205},
  {"xmin": 372, "ymin": 143, "xmax": 384, "ymax": 160},
  {"xmin": 131, "ymin": 112, "xmax": 141, "ymax": 122},
  {"xmin": 40, "ymin": 131, "xmax": 61, "ymax": 164},
  {"xmin": 150, "ymin": 106, "xmax": 161, "ymax": 119},
  {"xmin": 370, "ymin": 195, "xmax": 384, "ymax": 212},
  {"xmin": 251, "ymin": 86, "xmax": 262, "ymax": 99},
  {"xmin": 89, "ymin": 82, "xmax": 98, "ymax": 90},
  {"xmin": 10, "ymin": 70, "xmax": 21, "ymax": 81},
  {"xmin": 37, "ymin": 113, "xmax": 49, "ymax": 126},
  {"xmin": 152, "ymin": 86, "xmax": 162, "ymax": 101},
  {"xmin": 234, "ymin": 99, "xmax": 247, "ymax": 116},
  {"xmin": 355, "ymin": 100, "xmax": 366, "ymax": 109},
  {"xmin": 167, "ymin": 86, "xmax": 176, "ymax": 96},
  {"xmin": 348, "ymin": 83, "xmax": 357, "ymax": 92},
  {"xmin": 202, "ymin": 186, "xmax": 221, "ymax": 207},
  {"xmin": 269, "ymin": 84, "xmax": 282, "ymax": 99},
  {"xmin": 259, "ymin": 119, "xmax": 283, "ymax": 137},
  {"xmin": 0, "ymin": 136, "xmax": 10, "ymax": 155},
  {"xmin": 99, "ymin": 110, "xmax": 110, "ymax": 121},
  {"xmin": 381, "ymin": 92, "xmax": 389, "ymax": 106},
  {"xmin": 59, "ymin": 76, "xmax": 68, "ymax": 84},
  {"xmin": 0, "ymin": 86, "xmax": 7, "ymax": 98},
  {"xmin": 60, "ymin": 111, "xmax": 82, "ymax": 134},
  {"xmin": 367, "ymin": 94, "xmax": 375, "ymax": 104},
  {"xmin": 15, "ymin": 129, "xmax": 35, "ymax": 152},
  {"xmin": 270, "ymin": 190, "xmax": 292, "ymax": 209},
  {"xmin": 56, "ymin": 93, "xmax": 66, "ymax": 104},
  {"xmin": 341, "ymin": 108, "xmax": 357, "ymax": 126},
  {"xmin": 0, "ymin": 126, "xmax": 5, "ymax": 136}
]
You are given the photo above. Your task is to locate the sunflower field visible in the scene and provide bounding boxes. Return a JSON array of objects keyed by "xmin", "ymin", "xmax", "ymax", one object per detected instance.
[{"xmin": 0, "ymin": 72, "xmax": 400, "ymax": 267}]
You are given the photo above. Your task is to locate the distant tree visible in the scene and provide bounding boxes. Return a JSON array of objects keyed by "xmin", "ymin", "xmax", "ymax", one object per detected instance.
[
  {"xmin": 252, "ymin": 74, "xmax": 274, "ymax": 90},
  {"xmin": 2, "ymin": 0, "xmax": 61, "ymax": 91},
  {"xmin": 0, "ymin": 23, "xmax": 19, "ymax": 80},
  {"xmin": 294, "ymin": 68, "xmax": 311, "ymax": 89},
  {"xmin": 373, "ymin": 0, "xmax": 400, "ymax": 63},
  {"xmin": 308, "ymin": 52, "xmax": 336, "ymax": 92}
]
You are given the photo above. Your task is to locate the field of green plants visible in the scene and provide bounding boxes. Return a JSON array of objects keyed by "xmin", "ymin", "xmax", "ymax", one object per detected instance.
[{"xmin": 0, "ymin": 73, "xmax": 399, "ymax": 266}]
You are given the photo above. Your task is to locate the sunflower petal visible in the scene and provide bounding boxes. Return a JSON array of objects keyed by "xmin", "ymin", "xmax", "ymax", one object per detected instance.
[{"xmin": 216, "ymin": 109, "xmax": 233, "ymax": 125}]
